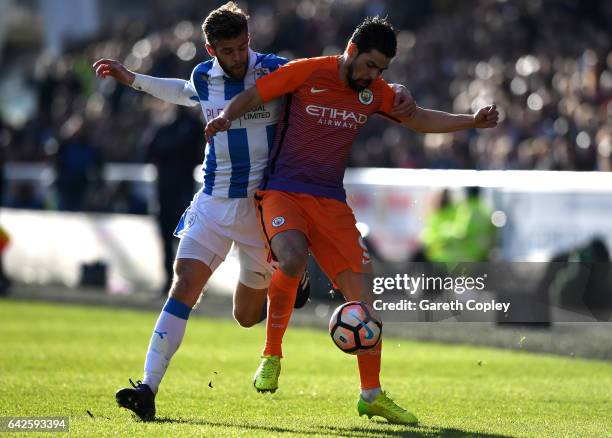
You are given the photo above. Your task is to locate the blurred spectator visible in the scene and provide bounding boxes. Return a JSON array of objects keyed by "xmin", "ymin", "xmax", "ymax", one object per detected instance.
[
  {"xmin": 416, "ymin": 186, "xmax": 496, "ymax": 262},
  {"xmin": 144, "ymin": 104, "xmax": 203, "ymax": 293},
  {"xmin": 542, "ymin": 237, "xmax": 612, "ymax": 321},
  {"xmin": 6, "ymin": 182, "xmax": 44, "ymax": 210},
  {"xmin": 95, "ymin": 180, "xmax": 149, "ymax": 215},
  {"xmin": 52, "ymin": 115, "xmax": 102, "ymax": 211},
  {"xmin": 419, "ymin": 189, "xmax": 461, "ymax": 262},
  {"xmin": 0, "ymin": 0, "xmax": 610, "ymax": 212},
  {"xmin": 452, "ymin": 186, "xmax": 497, "ymax": 262}
]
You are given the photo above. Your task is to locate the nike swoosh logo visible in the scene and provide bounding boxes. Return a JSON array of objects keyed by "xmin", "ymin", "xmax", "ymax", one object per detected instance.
[
  {"xmin": 310, "ymin": 87, "xmax": 328, "ymax": 94},
  {"xmin": 349, "ymin": 310, "xmax": 375, "ymax": 340}
]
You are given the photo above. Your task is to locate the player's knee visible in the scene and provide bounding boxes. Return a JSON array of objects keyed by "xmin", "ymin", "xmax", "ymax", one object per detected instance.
[
  {"xmin": 169, "ymin": 281, "xmax": 200, "ymax": 307},
  {"xmin": 275, "ymin": 242, "xmax": 308, "ymax": 276},
  {"xmin": 272, "ymin": 232, "xmax": 309, "ymax": 276},
  {"xmin": 169, "ymin": 265, "xmax": 204, "ymax": 306},
  {"xmin": 278, "ymin": 251, "xmax": 308, "ymax": 277},
  {"xmin": 233, "ymin": 308, "xmax": 260, "ymax": 328}
]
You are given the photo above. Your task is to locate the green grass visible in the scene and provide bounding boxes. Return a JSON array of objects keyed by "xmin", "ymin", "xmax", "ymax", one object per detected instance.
[{"xmin": 0, "ymin": 300, "xmax": 611, "ymax": 437}]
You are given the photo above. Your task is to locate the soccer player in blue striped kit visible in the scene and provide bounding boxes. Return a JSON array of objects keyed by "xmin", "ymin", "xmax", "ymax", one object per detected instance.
[{"xmin": 93, "ymin": 2, "xmax": 414, "ymax": 421}]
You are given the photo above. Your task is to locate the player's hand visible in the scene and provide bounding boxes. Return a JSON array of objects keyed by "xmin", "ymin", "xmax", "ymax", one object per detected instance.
[
  {"xmin": 205, "ymin": 116, "xmax": 231, "ymax": 141},
  {"xmin": 389, "ymin": 83, "xmax": 416, "ymax": 119},
  {"xmin": 473, "ymin": 105, "xmax": 499, "ymax": 129},
  {"xmin": 92, "ymin": 59, "xmax": 135, "ymax": 86}
]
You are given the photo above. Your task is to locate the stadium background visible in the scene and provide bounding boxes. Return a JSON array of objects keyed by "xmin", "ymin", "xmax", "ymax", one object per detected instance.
[
  {"xmin": 1, "ymin": 0, "xmax": 611, "ymax": 325},
  {"xmin": 1, "ymin": 0, "xmax": 611, "ymax": 174},
  {"xmin": 1, "ymin": 0, "xmax": 611, "ymax": 336},
  {"xmin": 0, "ymin": 1, "xmax": 611, "ymax": 436}
]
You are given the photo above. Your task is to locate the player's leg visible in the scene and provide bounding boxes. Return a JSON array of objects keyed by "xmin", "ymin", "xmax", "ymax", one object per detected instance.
[
  {"xmin": 115, "ymin": 248, "xmax": 218, "ymax": 421},
  {"xmin": 231, "ymin": 248, "xmax": 311, "ymax": 330},
  {"xmin": 230, "ymin": 193, "xmax": 312, "ymax": 328},
  {"xmin": 116, "ymin": 200, "xmax": 232, "ymax": 421},
  {"xmin": 313, "ymin": 241, "xmax": 384, "ymax": 402},
  {"xmin": 230, "ymin": 194, "xmax": 311, "ymax": 329},
  {"xmin": 252, "ymin": 191, "xmax": 310, "ymax": 392},
  {"xmin": 333, "ymin": 268, "xmax": 383, "ymax": 399},
  {"xmin": 254, "ymin": 191, "xmax": 310, "ymax": 356},
  {"xmin": 232, "ymin": 244, "xmax": 272, "ymax": 328},
  {"xmin": 233, "ymin": 283, "xmax": 267, "ymax": 327},
  {"xmin": 142, "ymin": 250, "xmax": 217, "ymax": 393},
  {"xmin": 265, "ymin": 228, "xmax": 309, "ymax": 347},
  {"xmin": 334, "ymin": 269, "xmax": 417, "ymax": 424},
  {"xmin": 251, "ymin": 229, "xmax": 307, "ymax": 392},
  {"xmin": 229, "ymin": 199, "xmax": 275, "ymax": 328},
  {"xmin": 308, "ymin": 199, "xmax": 418, "ymax": 424}
]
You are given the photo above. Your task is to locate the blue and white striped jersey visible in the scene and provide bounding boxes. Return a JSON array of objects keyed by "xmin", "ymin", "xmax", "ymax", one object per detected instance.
[{"xmin": 188, "ymin": 49, "xmax": 287, "ymax": 198}]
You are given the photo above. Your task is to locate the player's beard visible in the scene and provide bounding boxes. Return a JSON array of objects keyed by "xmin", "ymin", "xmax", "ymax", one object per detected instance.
[
  {"xmin": 346, "ymin": 61, "xmax": 371, "ymax": 92},
  {"xmin": 218, "ymin": 58, "xmax": 247, "ymax": 80}
]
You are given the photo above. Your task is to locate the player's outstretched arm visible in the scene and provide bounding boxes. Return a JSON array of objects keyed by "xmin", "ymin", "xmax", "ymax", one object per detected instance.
[
  {"xmin": 401, "ymin": 105, "xmax": 499, "ymax": 133},
  {"xmin": 92, "ymin": 59, "xmax": 198, "ymax": 107},
  {"xmin": 204, "ymin": 87, "xmax": 263, "ymax": 138},
  {"xmin": 93, "ymin": 58, "xmax": 135, "ymax": 85}
]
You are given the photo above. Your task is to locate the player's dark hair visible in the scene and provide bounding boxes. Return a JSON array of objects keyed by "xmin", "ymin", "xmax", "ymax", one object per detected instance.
[
  {"xmin": 350, "ymin": 16, "xmax": 397, "ymax": 58},
  {"xmin": 202, "ymin": 1, "xmax": 249, "ymax": 47}
]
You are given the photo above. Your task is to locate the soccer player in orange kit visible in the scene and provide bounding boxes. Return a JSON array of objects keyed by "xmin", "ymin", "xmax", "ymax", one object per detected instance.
[{"xmin": 206, "ymin": 16, "xmax": 499, "ymax": 424}]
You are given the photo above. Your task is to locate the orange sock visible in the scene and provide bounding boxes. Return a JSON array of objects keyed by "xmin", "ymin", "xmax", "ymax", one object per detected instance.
[
  {"xmin": 357, "ymin": 340, "xmax": 382, "ymax": 390},
  {"xmin": 263, "ymin": 269, "xmax": 300, "ymax": 357}
]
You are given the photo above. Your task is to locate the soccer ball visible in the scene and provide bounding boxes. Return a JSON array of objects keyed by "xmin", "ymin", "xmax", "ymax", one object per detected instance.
[{"xmin": 329, "ymin": 301, "xmax": 382, "ymax": 355}]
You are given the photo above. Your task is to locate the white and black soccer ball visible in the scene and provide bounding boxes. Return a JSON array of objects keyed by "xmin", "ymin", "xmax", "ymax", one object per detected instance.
[{"xmin": 329, "ymin": 301, "xmax": 382, "ymax": 355}]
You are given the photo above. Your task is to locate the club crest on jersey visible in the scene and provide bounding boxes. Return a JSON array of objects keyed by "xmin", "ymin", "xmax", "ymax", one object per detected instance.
[
  {"xmin": 272, "ymin": 216, "xmax": 285, "ymax": 227},
  {"xmin": 359, "ymin": 88, "xmax": 374, "ymax": 105},
  {"xmin": 254, "ymin": 68, "xmax": 270, "ymax": 79}
]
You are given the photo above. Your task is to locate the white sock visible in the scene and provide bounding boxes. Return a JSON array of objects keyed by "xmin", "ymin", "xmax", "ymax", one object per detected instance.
[
  {"xmin": 142, "ymin": 297, "xmax": 191, "ymax": 394},
  {"xmin": 361, "ymin": 387, "xmax": 382, "ymax": 403}
]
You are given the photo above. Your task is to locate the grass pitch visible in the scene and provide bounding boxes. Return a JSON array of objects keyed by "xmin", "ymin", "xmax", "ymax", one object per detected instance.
[{"xmin": 0, "ymin": 300, "xmax": 610, "ymax": 437}]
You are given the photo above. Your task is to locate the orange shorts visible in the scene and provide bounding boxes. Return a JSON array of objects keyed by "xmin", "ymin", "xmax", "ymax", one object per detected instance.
[{"xmin": 254, "ymin": 190, "xmax": 371, "ymax": 282}]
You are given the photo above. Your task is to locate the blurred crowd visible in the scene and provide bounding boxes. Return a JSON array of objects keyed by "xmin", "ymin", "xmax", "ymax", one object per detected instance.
[{"xmin": 1, "ymin": 0, "xmax": 611, "ymax": 212}]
